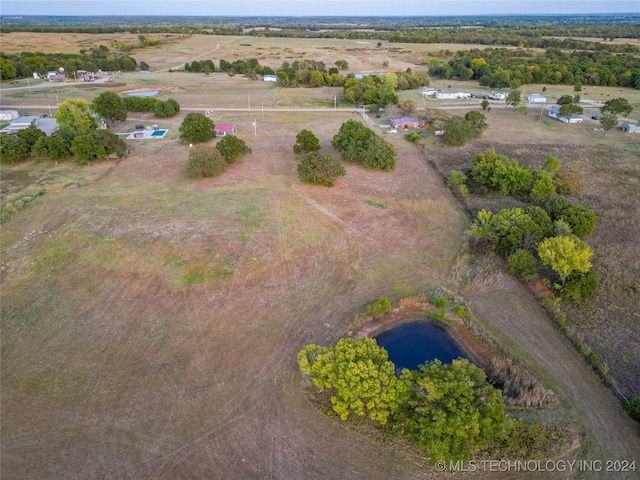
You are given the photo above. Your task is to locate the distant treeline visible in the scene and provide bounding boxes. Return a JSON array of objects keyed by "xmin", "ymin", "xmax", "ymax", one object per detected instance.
[
  {"xmin": 429, "ymin": 47, "xmax": 640, "ymax": 89},
  {"xmin": 1, "ymin": 16, "xmax": 639, "ymax": 54},
  {"xmin": 0, "ymin": 46, "xmax": 145, "ymax": 80}
]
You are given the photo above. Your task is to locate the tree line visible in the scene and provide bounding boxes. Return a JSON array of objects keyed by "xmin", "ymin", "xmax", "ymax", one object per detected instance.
[
  {"xmin": 428, "ymin": 47, "xmax": 640, "ymax": 89},
  {"xmin": 0, "ymin": 45, "xmax": 147, "ymax": 80}
]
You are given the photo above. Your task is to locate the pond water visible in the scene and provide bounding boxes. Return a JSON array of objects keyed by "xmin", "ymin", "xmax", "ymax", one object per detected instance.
[{"xmin": 375, "ymin": 322, "xmax": 467, "ymax": 373}]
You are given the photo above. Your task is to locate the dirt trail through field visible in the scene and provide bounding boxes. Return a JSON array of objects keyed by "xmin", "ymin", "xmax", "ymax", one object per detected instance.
[{"xmin": 467, "ymin": 287, "xmax": 640, "ymax": 470}]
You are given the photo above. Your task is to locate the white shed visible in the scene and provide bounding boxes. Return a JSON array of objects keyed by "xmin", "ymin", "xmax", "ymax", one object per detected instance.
[
  {"xmin": 527, "ymin": 94, "xmax": 547, "ymax": 103},
  {"xmin": 0, "ymin": 110, "xmax": 20, "ymax": 121}
]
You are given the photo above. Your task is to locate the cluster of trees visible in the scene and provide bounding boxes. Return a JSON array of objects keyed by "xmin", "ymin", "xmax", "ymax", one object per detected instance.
[
  {"xmin": 0, "ymin": 45, "xmax": 147, "ymax": 80},
  {"xmin": 123, "ymin": 96, "xmax": 181, "ymax": 118},
  {"xmin": 458, "ymin": 150, "xmax": 598, "ymax": 302},
  {"xmin": 331, "ymin": 120, "xmax": 397, "ymax": 171},
  {"xmin": 1, "ymin": 98, "xmax": 126, "ymax": 164},
  {"xmin": 186, "ymin": 136, "xmax": 252, "ymax": 178},
  {"xmin": 298, "ymin": 337, "xmax": 528, "ymax": 462},
  {"xmin": 275, "ymin": 59, "xmax": 347, "ymax": 88},
  {"xmin": 428, "ymin": 47, "xmax": 640, "ymax": 89},
  {"xmin": 598, "ymin": 97, "xmax": 634, "ymax": 133},
  {"xmin": 342, "ymin": 69, "xmax": 430, "ymax": 108},
  {"xmin": 465, "ymin": 148, "xmax": 559, "ymax": 198},
  {"xmin": 293, "ymin": 130, "xmax": 345, "ymax": 187},
  {"xmin": 442, "ymin": 111, "xmax": 488, "ymax": 147},
  {"xmin": 294, "ymin": 122, "xmax": 398, "ymax": 187}
]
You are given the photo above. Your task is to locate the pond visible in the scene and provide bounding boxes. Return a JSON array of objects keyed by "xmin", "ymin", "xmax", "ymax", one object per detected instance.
[{"xmin": 375, "ymin": 321, "xmax": 467, "ymax": 373}]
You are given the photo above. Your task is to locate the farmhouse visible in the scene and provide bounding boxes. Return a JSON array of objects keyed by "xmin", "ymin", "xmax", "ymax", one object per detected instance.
[
  {"xmin": 527, "ymin": 94, "xmax": 547, "ymax": 103},
  {"xmin": 0, "ymin": 110, "xmax": 20, "ymax": 121},
  {"xmin": 391, "ymin": 117, "xmax": 427, "ymax": 129},
  {"xmin": 548, "ymin": 106, "xmax": 584, "ymax": 124},
  {"xmin": 215, "ymin": 124, "xmax": 237, "ymax": 136},
  {"xmin": 263, "ymin": 74, "xmax": 277, "ymax": 82}
]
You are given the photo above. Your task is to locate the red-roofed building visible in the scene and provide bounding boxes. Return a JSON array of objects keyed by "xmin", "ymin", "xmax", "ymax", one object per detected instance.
[{"xmin": 214, "ymin": 124, "xmax": 237, "ymax": 136}]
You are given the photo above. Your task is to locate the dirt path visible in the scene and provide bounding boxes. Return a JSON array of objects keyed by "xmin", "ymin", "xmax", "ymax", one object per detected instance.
[{"xmin": 467, "ymin": 287, "xmax": 639, "ymax": 478}]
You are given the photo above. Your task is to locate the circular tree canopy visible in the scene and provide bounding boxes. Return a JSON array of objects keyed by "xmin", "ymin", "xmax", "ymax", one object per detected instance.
[{"xmin": 179, "ymin": 113, "xmax": 215, "ymax": 143}]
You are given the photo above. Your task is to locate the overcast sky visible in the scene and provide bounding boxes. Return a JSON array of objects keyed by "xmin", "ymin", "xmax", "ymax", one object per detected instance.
[{"xmin": 1, "ymin": 1, "xmax": 636, "ymax": 17}]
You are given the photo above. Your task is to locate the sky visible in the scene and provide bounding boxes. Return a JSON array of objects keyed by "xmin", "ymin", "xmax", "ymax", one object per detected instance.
[{"xmin": 0, "ymin": 1, "xmax": 637, "ymax": 17}]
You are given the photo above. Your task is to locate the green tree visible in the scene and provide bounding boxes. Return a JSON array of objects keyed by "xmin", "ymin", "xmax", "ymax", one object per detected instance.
[
  {"xmin": 481, "ymin": 99, "xmax": 490, "ymax": 110},
  {"xmin": 71, "ymin": 134, "xmax": 107, "ymax": 164},
  {"xmin": 544, "ymin": 156, "xmax": 561, "ymax": 173},
  {"xmin": 186, "ymin": 144, "xmax": 227, "ymax": 178},
  {"xmin": 297, "ymin": 152, "xmax": 346, "ymax": 187},
  {"xmin": 560, "ymin": 206, "xmax": 596, "ymax": 237},
  {"xmin": 0, "ymin": 57, "xmax": 17, "ymax": 80},
  {"xmin": 179, "ymin": 112, "xmax": 215, "ymax": 143},
  {"xmin": 404, "ymin": 359, "xmax": 506, "ymax": 462},
  {"xmin": 464, "ymin": 110, "xmax": 488, "ymax": 135},
  {"xmin": 0, "ymin": 135, "xmax": 30, "ymax": 163},
  {"xmin": 599, "ymin": 112, "xmax": 618, "ymax": 134},
  {"xmin": 508, "ymin": 249, "xmax": 537, "ymax": 280},
  {"xmin": 93, "ymin": 130, "xmax": 126, "ymax": 157},
  {"xmin": 623, "ymin": 397, "xmax": 640, "ymax": 421},
  {"xmin": 524, "ymin": 206, "xmax": 554, "ymax": 239},
  {"xmin": 601, "ymin": 97, "xmax": 632, "ymax": 117},
  {"xmin": 529, "ymin": 171, "xmax": 556, "ymax": 201},
  {"xmin": 471, "ymin": 148, "xmax": 532, "ymax": 195},
  {"xmin": 33, "ymin": 128, "xmax": 74, "ymax": 161},
  {"xmin": 153, "ymin": 98, "xmax": 180, "ymax": 118},
  {"xmin": 215, "ymin": 135, "xmax": 252, "ymax": 164},
  {"xmin": 561, "ymin": 270, "xmax": 599, "ymax": 303},
  {"xmin": 92, "ymin": 91, "xmax": 127, "ymax": 123},
  {"xmin": 16, "ymin": 125, "xmax": 46, "ymax": 153},
  {"xmin": 506, "ymin": 89, "xmax": 522, "ymax": 108},
  {"xmin": 537, "ymin": 195, "xmax": 574, "ymax": 220},
  {"xmin": 556, "ymin": 95, "xmax": 583, "ymax": 120},
  {"xmin": 331, "ymin": 119, "xmax": 375, "ymax": 161},
  {"xmin": 361, "ymin": 135, "xmax": 397, "ymax": 171},
  {"xmin": 293, "ymin": 129, "xmax": 321, "ymax": 154},
  {"xmin": 442, "ymin": 116, "xmax": 474, "ymax": 147},
  {"xmin": 297, "ymin": 337, "xmax": 411, "ymax": 425},
  {"xmin": 56, "ymin": 99, "xmax": 97, "ymax": 136},
  {"xmin": 538, "ymin": 236, "xmax": 593, "ymax": 285}
]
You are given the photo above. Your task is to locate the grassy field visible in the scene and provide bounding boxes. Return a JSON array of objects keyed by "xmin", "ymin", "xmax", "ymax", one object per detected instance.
[{"xmin": 2, "ymin": 33, "xmax": 640, "ymax": 479}]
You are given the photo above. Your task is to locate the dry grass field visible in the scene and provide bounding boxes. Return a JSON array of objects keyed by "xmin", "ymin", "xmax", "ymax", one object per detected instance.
[{"xmin": 1, "ymin": 33, "xmax": 639, "ymax": 479}]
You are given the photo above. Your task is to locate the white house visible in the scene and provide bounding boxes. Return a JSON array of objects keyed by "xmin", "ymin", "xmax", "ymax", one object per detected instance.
[
  {"xmin": 0, "ymin": 110, "xmax": 20, "ymax": 121},
  {"xmin": 435, "ymin": 91, "xmax": 471, "ymax": 99},
  {"xmin": 548, "ymin": 106, "xmax": 583, "ymax": 124},
  {"xmin": 527, "ymin": 94, "xmax": 547, "ymax": 103}
]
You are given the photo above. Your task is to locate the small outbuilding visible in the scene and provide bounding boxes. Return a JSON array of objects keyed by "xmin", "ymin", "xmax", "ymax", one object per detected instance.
[
  {"xmin": 527, "ymin": 94, "xmax": 547, "ymax": 103},
  {"xmin": 0, "ymin": 110, "xmax": 20, "ymax": 121},
  {"xmin": 263, "ymin": 74, "xmax": 277, "ymax": 82},
  {"xmin": 214, "ymin": 124, "xmax": 237, "ymax": 136},
  {"xmin": 620, "ymin": 123, "xmax": 640, "ymax": 133}
]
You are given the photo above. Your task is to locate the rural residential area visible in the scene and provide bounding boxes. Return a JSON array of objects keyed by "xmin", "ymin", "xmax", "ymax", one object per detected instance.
[{"xmin": 1, "ymin": 7, "xmax": 639, "ymax": 480}]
